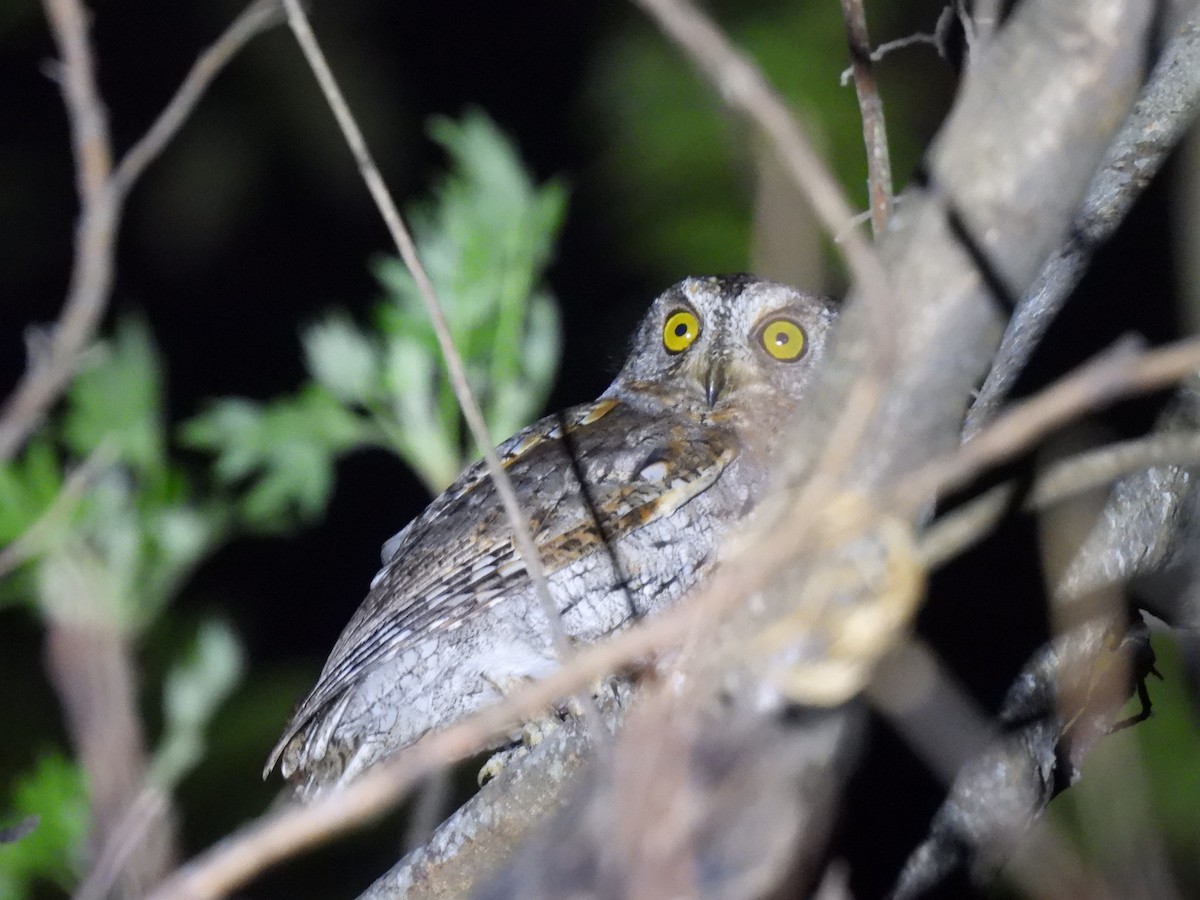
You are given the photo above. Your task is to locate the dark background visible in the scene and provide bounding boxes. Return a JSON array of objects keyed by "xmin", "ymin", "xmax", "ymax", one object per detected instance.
[{"xmin": 0, "ymin": 1, "xmax": 1190, "ymax": 897}]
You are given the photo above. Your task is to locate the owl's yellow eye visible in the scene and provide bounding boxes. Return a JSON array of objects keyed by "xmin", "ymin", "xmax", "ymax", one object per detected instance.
[
  {"xmin": 663, "ymin": 309, "xmax": 701, "ymax": 354},
  {"xmin": 759, "ymin": 317, "xmax": 806, "ymax": 361}
]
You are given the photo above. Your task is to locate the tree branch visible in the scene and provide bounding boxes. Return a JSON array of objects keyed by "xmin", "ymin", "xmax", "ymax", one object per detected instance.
[
  {"xmin": 964, "ymin": 6, "xmax": 1200, "ymax": 437},
  {"xmin": 841, "ymin": 0, "xmax": 894, "ymax": 236},
  {"xmin": 11, "ymin": 3, "xmax": 282, "ymax": 894},
  {"xmin": 145, "ymin": 1, "xmax": 1176, "ymax": 896},
  {"xmin": 0, "ymin": 1, "xmax": 282, "ymax": 461},
  {"xmin": 630, "ymin": 0, "xmax": 890, "ymax": 310}
]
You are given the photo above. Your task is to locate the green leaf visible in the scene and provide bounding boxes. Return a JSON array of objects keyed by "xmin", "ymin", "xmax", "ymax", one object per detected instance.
[
  {"xmin": 35, "ymin": 471, "xmax": 140, "ymax": 627},
  {"xmin": 181, "ymin": 386, "xmax": 369, "ymax": 532},
  {"xmin": 62, "ymin": 317, "xmax": 166, "ymax": 484},
  {"xmin": 136, "ymin": 503, "xmax": 228, "ymax": 626},
  {"xmin": 302, "ymin": 314, "xmax": 382, "ymax": 405},
  {"xmin": 0, "ymin": 438, "xmax": 63, "ymax": 546},
  {"xmin": 0, "ymin": 753, "xmax": 87, "ymax": 896},
  {"xmin": 368, "ymin": 109, "xmax": 566, "ymax": 490},
  {"xmin": 381, "ymin": 333, "xmax": 460, "ymax": 491},
  {"xmin": 152, "ymin": 619, "xmax": 245, "ymax": 789}
]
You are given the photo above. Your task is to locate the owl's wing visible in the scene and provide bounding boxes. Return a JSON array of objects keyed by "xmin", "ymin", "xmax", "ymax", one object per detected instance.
[{"xmin": 265, "ymin": 397, "xmax": 736, "ymax": 775}]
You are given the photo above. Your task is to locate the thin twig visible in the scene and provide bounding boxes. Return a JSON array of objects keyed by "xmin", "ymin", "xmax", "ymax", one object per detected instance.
[
  {"xmin": 0, "ymin": 0, "xmax": 119, "ymax": 463},
  {"xmin": 277, "ymin": 0, "xmax": 602, "ymax": 740},
  {"xmin": 917, "ymin": 482, "xmax": 1015, "ymax": 570},
  {"xmin": 972, "ymin": 0, "xmax": 1002, "ymax": 46},
  {"xmin": 1032, "ymin": 430, "xmax": 1200, "ymax": 508},
  {"xmin": 0, "ymin": 0, "xmax": 283, "ymax": 461},
  {"xmin": 838, "ymin": 32, "xmax": 942, "ymax": 82},
  {"xmin": 919, "ymin": 429, "xmax": 1200, "ymax": 569},
  {"xmin": 911, "ymin": 335, "xmax": 1200, "ymax": 503},
  {"xmin": 110, "ymin": 0, "xmax": 284, "ymax": 200},
  {"xmin": 840, "ymin": 0, "xmax": 893, "ymax": 237}
]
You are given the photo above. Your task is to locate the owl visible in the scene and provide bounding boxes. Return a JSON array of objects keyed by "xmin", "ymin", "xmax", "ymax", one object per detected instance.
[{"xmin": 265, "ymin": 275, "xmax": 839, "ymax": 798}]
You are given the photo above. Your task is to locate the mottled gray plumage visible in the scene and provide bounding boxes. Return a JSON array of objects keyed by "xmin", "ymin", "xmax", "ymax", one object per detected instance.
[{"xmin": 265, "ymin": 275, "xmax": 838, "ymax": 798}]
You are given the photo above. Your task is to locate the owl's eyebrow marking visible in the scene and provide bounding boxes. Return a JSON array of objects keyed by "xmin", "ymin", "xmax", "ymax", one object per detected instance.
[{"xmin": 553, "ymin": 409, "xmax": 640, "ymax": 621}]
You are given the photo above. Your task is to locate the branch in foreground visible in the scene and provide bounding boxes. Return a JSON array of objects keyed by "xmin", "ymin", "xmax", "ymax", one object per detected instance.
[
  {"xmin": 478, "ymin": 701, "xmax": 864, "ymax": 900},
  {"xmin": 149, "ymin": 1, "xmax": 1161, "ymax": 895},
  {"xmin": 894, "ymin": 380, "xmax": 1200, "ymax": 897},
  {"xmin": 361, "ymin": 712, "xmax": 613, "ymax": 898},
  {"xmin": 918, "ymin": 427, "xmax": 1200, "ymax": 570},
  {"xmin": 963, "ymin": 8, "xmax": 1200, "ymax": 437},
  {"xmin": 890, "ymin": 618, "xmax": 1155, "ymax": 899},
  {"xmin": 909, "ymin": 335, "xmax": 1200, "ymax": 504}
]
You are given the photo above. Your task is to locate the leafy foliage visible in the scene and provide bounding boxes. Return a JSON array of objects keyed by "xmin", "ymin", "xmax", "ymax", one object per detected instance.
[
  {"xmin": 152, "ymin": 619, "xmax": 246, "ymax": 789},
  {"xmin": 61, "ymin": 319, "xmax": 167, "ymax": 488},
  {"xmin": 0, "ymin": 321, "xmax": 244, "ymax": 895},
  {"xmin": 0, "ymin": 754, "xmax": 87, "ymax": 896},
  {"xmin": 181, "ymin": 387, "xmax": 367, "ymax": 533},
  {"xmin": 0, "ymin": 109, "xmax": 567, "ymax": 896},
  {"xmin": 188, "ymin": 109, "xmax": 566, "ymax": 499}
]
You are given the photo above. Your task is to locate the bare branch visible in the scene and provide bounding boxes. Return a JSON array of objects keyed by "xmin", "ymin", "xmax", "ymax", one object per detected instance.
[
  {"xmin": 41, "ymin": 0, "xmax": 110, "ymax": 200},
  {"xmin": 911, "ymin": 335, "xmax": 1200, "ymax": 504},
  {"xmin": 918, "ymin": 428, "xmax": 1200, "ymax": 570},
  {"xmin": 964, "ymin": 8, "xmax": 1200, "ymax": 437},
  {"xmin": 972, "ymin": 0, "xmax": 1002, "ymax": 47},
  {"xmin": 47, "ymin": 615, "xmax": 169, "ymax": 894},
  {"xmin": 0, "ymin": 0, "xmax": 120, "ymax": 462},
  {"xmin": 840, "ymin": 0, "xmax": 894, "ymax": 236},
  {"xmin": 872, "ymin": 636, "xmax": 1117, "ymax": 900},
  {"xmin": 110, "ymin": 0, "xmax": 284, "ymax": 200},
  {"xmin": 6, "ymin": 3, "xmax": 281, "ymax": 893},
  {"xmin": 0, "ymin": 0, "xmax": 282, "ymax": 461},
  {"xmin": 74, "ymin": 785, "xmax": 171, "ymax": 900},
  {"xmin": 890, "ymin": 616, "xmax": 1158, "ymax": 898}
]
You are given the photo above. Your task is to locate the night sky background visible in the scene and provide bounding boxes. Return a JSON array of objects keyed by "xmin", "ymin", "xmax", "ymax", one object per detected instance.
[{"xmin": 1, "ymin": 1, "xmax": 1194, "ymax": 897}]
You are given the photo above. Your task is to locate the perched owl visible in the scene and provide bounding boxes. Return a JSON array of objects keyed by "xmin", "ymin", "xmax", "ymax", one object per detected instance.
[{"xmin": 265, "ymin": 275, "xmax": 838, "ymax": 798}]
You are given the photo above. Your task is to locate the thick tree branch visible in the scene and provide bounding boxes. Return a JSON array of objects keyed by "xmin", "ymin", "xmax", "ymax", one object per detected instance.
[
  {"xmin": 964, "ymin": 6, "xmax": 1200, "ymax": 437},
  {"xmin": 890, "ymin": 619, "xmax": 1155, "ymax": 899}
]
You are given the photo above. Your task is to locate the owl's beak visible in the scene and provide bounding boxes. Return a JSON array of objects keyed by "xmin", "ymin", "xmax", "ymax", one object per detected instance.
[{"xmin": 704, "ymin": 363, "xmax": 727, "ymax": 409}]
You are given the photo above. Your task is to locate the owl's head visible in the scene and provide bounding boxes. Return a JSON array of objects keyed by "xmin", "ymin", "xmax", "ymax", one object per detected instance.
[{"xmin": 609, "ymin": 275, "xmax": 839, "ymax": 433}]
